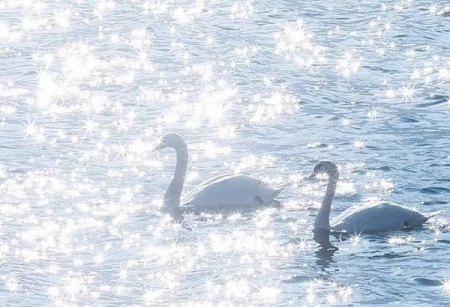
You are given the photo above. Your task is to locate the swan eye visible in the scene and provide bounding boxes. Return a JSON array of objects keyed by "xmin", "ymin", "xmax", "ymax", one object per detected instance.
[
  {"xmin": 315, "ymin": 172, "xmax": 328, "ymax": 180},
  {"xmin": 315, "ymin": 165, "xmax": 323, "ymax": 173}
]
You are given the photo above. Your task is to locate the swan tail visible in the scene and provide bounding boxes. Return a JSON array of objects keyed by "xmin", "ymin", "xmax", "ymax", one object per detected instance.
[
  {"xmin": 424, "ymin": 210, "xmax": 443, "ymax": 221},
  {"xmin": 272, "ymin": 181, "xmax": 290, "ymax": 195},
  {"xmin": 272, "ymin": 199, "xmax": 282, "ymax": 207},
  {"xmin": 255, "ymin": 196, "xmax": 281, "ymax": 208}
]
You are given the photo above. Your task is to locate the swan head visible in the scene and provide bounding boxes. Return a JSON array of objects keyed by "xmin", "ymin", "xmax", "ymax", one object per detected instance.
[
  {"xmin": 309, "ymin": 160, "xmax": 339, "ymax": 179},
  {"xmin": 154, "ymin": 133, "xmax": 187, "ymax": 150}
]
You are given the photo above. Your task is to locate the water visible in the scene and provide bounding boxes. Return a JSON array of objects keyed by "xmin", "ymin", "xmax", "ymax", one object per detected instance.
[{"xmin": 0, "ymin": 0, "xmax": 450, "ymax": 306}]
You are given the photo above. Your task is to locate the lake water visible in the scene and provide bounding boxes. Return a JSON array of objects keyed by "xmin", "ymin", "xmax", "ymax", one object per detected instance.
[{"xmin": 1, "ymin": 0, "xmax": 450, "ymax": 306}]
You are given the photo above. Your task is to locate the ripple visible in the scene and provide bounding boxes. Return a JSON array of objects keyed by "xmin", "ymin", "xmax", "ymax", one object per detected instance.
[
  {"xmin": 416, "ymin": 97, "xmax": 449, "ymax": 108},
  {"xmin": 420, "ymin": 187, "xmax": 450, "ymax": 195},
  {"xmin": 413, "ymin": 277, "xmax": 443, "ymax": 287},
  {"xmin": 1, "ymin": 0, "xmax": 450, "ymax": 306}
]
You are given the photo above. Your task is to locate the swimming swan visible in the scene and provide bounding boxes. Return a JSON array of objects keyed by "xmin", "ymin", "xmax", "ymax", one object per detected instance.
[
  {"xmin": 155, "ymin": 133, "xmax": 284, "ymax": 221},
  {"xmin": 310, "ymin": 160, "xmax": 440, "ymax": 233}
]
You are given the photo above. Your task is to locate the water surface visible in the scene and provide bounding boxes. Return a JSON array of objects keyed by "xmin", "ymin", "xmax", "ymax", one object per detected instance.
[{"xmin": 0, "ymin": 0, "xmax": 450, "ymax": 306}]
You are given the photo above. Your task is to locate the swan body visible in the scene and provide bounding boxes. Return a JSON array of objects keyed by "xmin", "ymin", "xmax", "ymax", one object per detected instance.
[
  {"xmin": 182, "ymin": 173, "xmax": 283, "ymax": 212},
  {"xmin": 310, "ymin": 160, "xmax": 438, "ymax": 233},
  {"xmin": 331, "ymin": 201, "xmax": 431, "ymax": 233},
  {"xmin": 155, "ymin": 133, "xmax": 283, "ymax": 220}
]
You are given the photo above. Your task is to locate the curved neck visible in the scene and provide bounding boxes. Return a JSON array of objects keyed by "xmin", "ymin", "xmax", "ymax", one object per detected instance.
[
  {"xmin": 163, "ymin": 143, "xmax": 188, "ymax": 212},
  {"xmin": 314, "ymin": 171, "xmax": 339, "ymax": 232}
]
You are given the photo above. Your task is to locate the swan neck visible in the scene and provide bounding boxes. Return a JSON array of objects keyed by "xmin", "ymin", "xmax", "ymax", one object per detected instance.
[
  {"xmin": 314, "ymin": 171, "xmax": 339, "ymax": 231},
  {"xmin": 163, "ymin": 143, "xmax": 188, "ymax": 215},
  {"xmin": 174, "ymin": 144, "xmax": 188, "ymax": 182}
]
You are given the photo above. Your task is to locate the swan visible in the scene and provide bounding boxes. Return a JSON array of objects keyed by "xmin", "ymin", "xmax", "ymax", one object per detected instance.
[
  {"xmin": 155, "ymin": 133, "xmax": 284, "ymax": 221},
  {"xmin": 310, "ymin": 160, "xmax": 440, "ymax": 233}
]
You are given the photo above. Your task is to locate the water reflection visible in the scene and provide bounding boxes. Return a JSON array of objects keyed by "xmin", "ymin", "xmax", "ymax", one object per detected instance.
[
  {"xmin": 1, "ymin": 0, "xmax": 450, "ymax": 305},
  {"xmin": 313, "ymin": 230, "xmax": 338, "ymax": 270}
]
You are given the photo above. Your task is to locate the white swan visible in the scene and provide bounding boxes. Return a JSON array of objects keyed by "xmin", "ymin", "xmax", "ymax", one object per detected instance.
[
  {"xmin": 155, "ymin": 133, "xmax": 284, "ymax": 221},
  {"xmin": 310, "ymin": 160, "xmax": 440, "ymax": 233}
]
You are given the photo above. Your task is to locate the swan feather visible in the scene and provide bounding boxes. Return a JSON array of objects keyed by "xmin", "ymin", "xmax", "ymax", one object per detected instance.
[
  {"xmin": 310, "ymin": 160, "xmax": 440, "ymax": 233},
  {"xmin": 182, "ymin": 174, "xmax": 282, "ymax": 212},
  {"xmin": 156, "ymin": 133, "xmax": 284, "ymax": 220},
  {"xmin": 331, "ymin": 201, "xmax": 427, "ymax": 233}
]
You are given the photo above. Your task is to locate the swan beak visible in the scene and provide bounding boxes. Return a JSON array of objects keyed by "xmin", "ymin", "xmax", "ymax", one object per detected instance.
[
  {"xmin": 307, "ymin": 173, "xmax": 317, "ymax": 181},
  {"xmin": 153, "ymin": 142, "xmax": 166, "ymax": 151}
]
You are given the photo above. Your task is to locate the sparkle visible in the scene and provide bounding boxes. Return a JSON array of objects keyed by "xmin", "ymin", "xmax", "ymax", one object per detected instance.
[
  {"xmin": 119, "ymin": 269, "xmax": 128, "ymax": 280},
  {"xmin": 338, "ymin": 286, "xmax": 353, "ymax": 301},
  {"xmin": 327, "ymin": 294, "xmax": 337, "ymax": 304},
  {"xmin": 84, "ymin": 118, "xmax": 98, "ymax": 134},
  {"xmin": 354, "ymin": 140, "xmax": 364, "ymax": 149},
  {"xmin": 439, "ymin": 68, "xmax": 449, "ymax": 79},
  {"xmin": 351, "ymin": 234, "xmax": 361, "ymax": 245},
  {"xmin": 6, "ymin": 277, "xmax": 19, "ymax": 292},
  {"xmin": 226, "ymin": 279, "xmax": 250, "ymax": 298},
  {"xmin": 442, "ymin": 278, "xmax": 450, "ymax": 294},
  {"xmin": 400, "ymin": 85, "xmax": 415, "ymax": 101},
  {"xmin": 255, "ymin": 286, "xmax": 281, "ymax": 301},
  {"xmin": 406, "ymin": 49, "xmax": 415, "ymax": 60},
  {"xmin": 336, "ymin": 51, "xmax": 361, "ymax": 77},
  {"xmin": 94, "ymin": 254, "xmax": 104, "ymax": 264},
  {"xmin": 411, "ymin": 69, "xmax": 421, "ymax": 79},
  {"xmin": 206, "ymin": 36, "xmax": 214, "ymax": 45},
  {"xmin": 430, "ymin": 4, "xmax": 437, "ymax": 14},
  {"xmin": 48, "ymin": 286, "xmax": 60, "ymax": 298},
  {"xmin": 228, "ymin": 212, "xmax": 242, "ymax": 221},
  {"xmin": 386, "ymin": 89, "xmax": 395, "ymax": 98},
  {"xmin": 388, "ymin": 236, "xmax": 412, "ymax": 245},
  {"xmin": 65, "ymin": 277, "xmax": 82, "ymax": 295},
  {"xmin": 367, "ymin": 107, "xmax": 378, "ymax": 119},
  {"xmin": 54, "ymin": 8, "xmax": 72, "ymax": 28},
  {"xmin": 24, "ymin": 120, "xmax": 37, "ymax": 136},
  {"xmin": 144, "ymin": 290, "xmax": 162, "ymax": 304}
]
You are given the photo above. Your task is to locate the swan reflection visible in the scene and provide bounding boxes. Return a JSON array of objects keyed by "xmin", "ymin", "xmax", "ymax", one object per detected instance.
[{"xmin": 313, "ymin": 230, "xmax": 338, "ymax": 270}]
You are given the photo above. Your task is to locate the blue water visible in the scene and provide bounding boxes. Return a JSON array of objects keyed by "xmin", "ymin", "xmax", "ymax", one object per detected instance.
[{"xmin": 1, "ymin": 0, "xmax": 450, "ymax": 306}]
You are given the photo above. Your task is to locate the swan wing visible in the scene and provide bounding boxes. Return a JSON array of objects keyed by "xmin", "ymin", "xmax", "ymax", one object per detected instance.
[
  {"xmin": 331, "ymin": 201, "xmax": 426, "ymax": 233},
  {"xmin": 183, "ymin": 173, "xmax": 235, "ymax": 198},
  {"xmin": 181, "ymin": 174, "xmax": 282, "ymax": 212}
]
